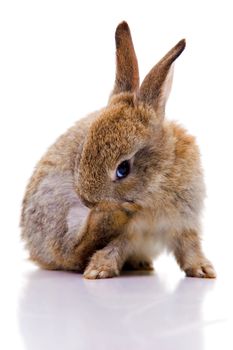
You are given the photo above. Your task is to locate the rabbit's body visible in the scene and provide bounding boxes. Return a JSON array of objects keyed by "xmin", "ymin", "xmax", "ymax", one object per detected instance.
[
  {"xmin": 21, "ymin": 22, "xmax": 215, "ymax": 279},
  {"xmin": 21, "ymin": 108, "xmax": 207, "ymax": 275},
  {"xmin": 21, "ymin": 113, "xmax": 96, "ymax": 269}
]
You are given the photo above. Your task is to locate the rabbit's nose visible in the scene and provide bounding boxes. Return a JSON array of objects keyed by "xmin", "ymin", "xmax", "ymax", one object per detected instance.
[{"xmin": 79, "ymin": 194, "xmax": 95, "ymax": 209}]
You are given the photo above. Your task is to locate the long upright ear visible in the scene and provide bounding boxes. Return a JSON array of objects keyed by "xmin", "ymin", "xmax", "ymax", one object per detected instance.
[
  {"xmin": 112, "ymin": 21, "xmax": 139, "ymax": 95},
  {"xmin": 138, "ymin": 39, "xmax": 186, "ymax": 120}
]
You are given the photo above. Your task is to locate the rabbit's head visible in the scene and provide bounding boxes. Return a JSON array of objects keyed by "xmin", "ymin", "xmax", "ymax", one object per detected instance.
[{"xmin": 75, "ymin": 22, "xmax": 185, "ymax": 208}]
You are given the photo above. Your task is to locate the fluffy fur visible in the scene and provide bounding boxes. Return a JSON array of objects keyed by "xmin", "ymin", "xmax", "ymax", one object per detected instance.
[{"xmin": 21, "ymin": 21, "xmax": 216, "ymax": 279}]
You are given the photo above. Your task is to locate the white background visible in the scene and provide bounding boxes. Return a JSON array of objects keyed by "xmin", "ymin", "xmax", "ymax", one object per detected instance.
[{"xmin": 0, "ymin": 1, "xmax": 233, "ymax": 349}]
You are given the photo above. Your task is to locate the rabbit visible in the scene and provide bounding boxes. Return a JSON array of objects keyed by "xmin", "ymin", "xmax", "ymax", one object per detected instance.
[{"xmin": 21, "ymin": 21, "xmax": 216, "ymax": 279}]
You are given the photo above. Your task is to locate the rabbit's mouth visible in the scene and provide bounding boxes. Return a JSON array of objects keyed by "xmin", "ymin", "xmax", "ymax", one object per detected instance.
[
  {"xmin": 80, "ymin": 193, "xmax": 135, "ymax": 209},
  {"xmin": 123, "ymin": 198, "xmax": 135, "ymax": 204},
  {"xmin": 79, "ymin": 195, "xmax": 95, "ymax": 209}
]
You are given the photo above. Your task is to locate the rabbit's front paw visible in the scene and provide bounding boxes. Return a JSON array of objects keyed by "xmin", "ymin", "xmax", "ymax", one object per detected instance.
[
  {"xmin": 185, "ymin": 261, "xmax": 216, "ymax": 279},
  {"xmin": 83, "ymin": 251, "xmax": 119, "ymax": 279}
]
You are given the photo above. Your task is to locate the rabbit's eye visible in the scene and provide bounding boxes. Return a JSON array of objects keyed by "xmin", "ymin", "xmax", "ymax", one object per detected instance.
[{"xmin": 116, "ymin": 160, "xmax": 130, "ymax": 179}]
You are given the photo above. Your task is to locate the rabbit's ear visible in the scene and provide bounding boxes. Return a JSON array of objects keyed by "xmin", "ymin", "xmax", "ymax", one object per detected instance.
[
  {"xmin": 138, "ymin": 39, "xmax": 186, "ymax": 120},
  {"xmin": 112, "ymin": 21, "xmax": 139, "ymax": 95}
]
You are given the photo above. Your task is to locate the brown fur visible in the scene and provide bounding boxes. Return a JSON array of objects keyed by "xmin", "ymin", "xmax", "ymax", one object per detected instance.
[{"xmin": 21, "ymin": 21, "xmax": 216, "ymax": 279}]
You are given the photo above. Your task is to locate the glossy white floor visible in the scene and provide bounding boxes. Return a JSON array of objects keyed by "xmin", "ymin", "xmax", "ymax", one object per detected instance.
[{"xmin": 1, "ymin": 243, "xmax": 232, "ymax": 350}]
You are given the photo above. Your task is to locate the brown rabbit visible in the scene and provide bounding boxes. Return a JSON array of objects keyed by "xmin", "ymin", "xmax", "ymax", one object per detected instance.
[{"xmin": 21, "ymin": 21, "xmax": 216, "ymax": 279}]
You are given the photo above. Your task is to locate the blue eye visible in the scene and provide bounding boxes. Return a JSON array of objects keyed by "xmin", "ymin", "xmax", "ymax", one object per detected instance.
[{"xmin": 116, "ymin": 160, "xmax": 130, "ymax": 179}]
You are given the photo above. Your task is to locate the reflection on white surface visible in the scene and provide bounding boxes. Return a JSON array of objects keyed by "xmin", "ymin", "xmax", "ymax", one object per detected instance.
[{"xmin": 17, "ymin": 268, "xmax": 221, "ymax": 350}]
